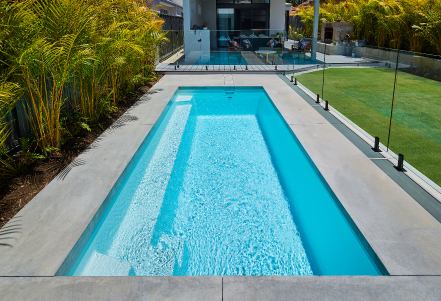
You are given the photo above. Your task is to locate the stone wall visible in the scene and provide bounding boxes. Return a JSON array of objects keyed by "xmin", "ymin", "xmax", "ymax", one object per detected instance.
[
  {"xmin": 321, "ymin": 21, "xmax": 354, "ymax": 42},
  {"xmin": 361, "ymin": 47, "xmax": 441, "ymax": 80},
  {"xmin": 317, "ymin": 42, "xmax": 354, "ymax": 56}
]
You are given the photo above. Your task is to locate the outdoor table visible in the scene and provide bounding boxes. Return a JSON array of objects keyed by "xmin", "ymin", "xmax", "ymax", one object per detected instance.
[{"xmin": 255, "ymin": 50, "xmax": 276, "ymax": 63}]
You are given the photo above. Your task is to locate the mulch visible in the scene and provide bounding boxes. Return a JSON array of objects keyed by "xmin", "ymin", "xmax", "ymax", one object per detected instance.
[{"xmin": 0, "ymin": 76, "xmax": 162, "ymax": 229}]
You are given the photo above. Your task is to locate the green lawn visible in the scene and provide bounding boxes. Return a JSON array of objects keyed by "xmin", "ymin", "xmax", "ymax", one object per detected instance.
[{"xmin": 296, "ymin": 68, "xmax": 441, "ymax": 186}]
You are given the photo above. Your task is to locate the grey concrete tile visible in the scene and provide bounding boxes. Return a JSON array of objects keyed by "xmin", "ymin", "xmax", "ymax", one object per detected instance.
[
  {"xmin": 0, "ymin": 276, "xmax": 222, "ymax": 301},
  {"xmin": 154, "ymin": 75, "xmax": 225, "ymax": 87},
  {"xmin": 288, "ymin": 123, "xmax": 441, "ymax": 275},
  {"xmin": 232, "ymin": 74, "xmax": 286, "ymax": 87},
  {"xmin": 372, "ymin": 159, "xmax": 441, "ymax": 222},
  {"xmin": 264, "ymin": 86, "xmax": 330, "ymax": 124},
  {"xmin": 223, "ymin": 276, "xmax": 441, "ymax": 301}
]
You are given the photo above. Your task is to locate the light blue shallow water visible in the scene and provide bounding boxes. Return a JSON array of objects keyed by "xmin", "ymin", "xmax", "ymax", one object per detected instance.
[
  {"xmin": 65, "ymin": 87, "xmax": 385, "ymax": 276},
  {"xmin": 194, "ymin": 52, "xmax": 248, "ymax": 65}
]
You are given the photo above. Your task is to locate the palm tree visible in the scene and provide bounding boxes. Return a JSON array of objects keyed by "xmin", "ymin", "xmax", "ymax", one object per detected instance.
[
  {"xmin": 400, "ymin": 0, "xmax": 426, "ymax": 52},
  {"xmin": 413, "ymin": 0, "xmax": 441, "ymax": 55},
  {"xmin": 0, "ymin": 0, "xmax": 165, "ymax": 155},
  {"xmin": 0, "ymin": 81, "xmax": 19, "ymax": 151}
]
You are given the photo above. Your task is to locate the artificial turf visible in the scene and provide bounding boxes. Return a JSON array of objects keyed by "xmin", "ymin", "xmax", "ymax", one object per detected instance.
[{"xmin": 296, "ymin": 67, "xmax": 441, "ymax": 186}]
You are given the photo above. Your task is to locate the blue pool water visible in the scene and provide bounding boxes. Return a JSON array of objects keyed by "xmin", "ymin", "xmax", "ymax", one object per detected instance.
[
  {"xmin": 181, "ymin": 51, "xmax": 322, "ymax": 65},
  {"xmin": 63, "ymin": 87, "xmax": 385, "ymax": 276},
  {"xmin": 195, "ymin": 52, "xmax": 248, "ymax": 65}
]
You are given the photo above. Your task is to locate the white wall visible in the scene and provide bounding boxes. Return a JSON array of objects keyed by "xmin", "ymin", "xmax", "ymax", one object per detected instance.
[
  {"xmin": 184, "ymin": 0, "xmax": 216, "ymax": 30},
  {"xmin": 184, "ymin": 30, "xmax": 210, "ymax": 63},
  {"xmin": 183, "ymin": 0, "xmax": 190, "ymax": 30},
  {"xmin": 201, "ymin": 0, "xmax": 216, "ymax": 48},
  {"xmin": 189, "ymin": 0, "xmax": 203, "ymax": 29},
  {"xmin": 270, "ymin": 0, "xmax": 286, "ymax": 31},
  {"xmin": 183, "ymin": 0, "xmax": 213, "ymax": 61}
]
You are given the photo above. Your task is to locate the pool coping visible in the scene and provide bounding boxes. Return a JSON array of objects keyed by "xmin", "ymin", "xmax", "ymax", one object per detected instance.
[{"xmin": 1, "ymin": 74, "xmax": 441, "ymax": 299}]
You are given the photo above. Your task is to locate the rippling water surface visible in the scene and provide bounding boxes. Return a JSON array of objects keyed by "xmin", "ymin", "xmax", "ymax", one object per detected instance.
[{"xmin": 66, "ymin": 88, "xmax": 382, "ymax": 276}]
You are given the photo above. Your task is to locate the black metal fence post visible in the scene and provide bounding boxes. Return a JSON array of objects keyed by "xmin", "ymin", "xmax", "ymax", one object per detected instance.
[{"xmin": 322, "ymin": 42, "xmax": 327, "ymax": 101}]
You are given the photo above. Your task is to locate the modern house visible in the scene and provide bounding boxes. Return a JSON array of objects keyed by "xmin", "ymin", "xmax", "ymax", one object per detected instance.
[
  {"xmin": 182, "ymin": 0, "xmax": 289, "ymax": 32},
  {"xmin": 181, "ymin": 0, "xmax": 292, "ymax": 63}
]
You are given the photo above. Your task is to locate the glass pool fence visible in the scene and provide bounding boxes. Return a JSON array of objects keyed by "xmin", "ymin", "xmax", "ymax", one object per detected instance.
[
  {"xmin": 158, "ymin": 30, "xmax": 441, "ymax": 196},
  {"xmin": 158, "ymin": 29, "xmax": 320, "ymax": 68},
  {"xmin": 293, "ymin": 46, "xmax": 441, "ymax": 194}
]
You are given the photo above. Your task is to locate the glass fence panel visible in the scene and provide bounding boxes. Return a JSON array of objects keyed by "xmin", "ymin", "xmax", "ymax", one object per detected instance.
[
  {"xmin": 159, "ymin": 31, "xmax": 184, "ymax": 62},
  {"xmin": 158, "ymin": 30, "xmax": 292, "ymax": 68},
  {"xmin": 287, "ymin": 36, "xmax": 326, "ymax": 98},
  {"xmin": 296, "ymin": 45, "xmax": 399, "ymax": 146},
  {"xmin": 390, "ymin": 50, "xmax": 441, "ymax": 187}
]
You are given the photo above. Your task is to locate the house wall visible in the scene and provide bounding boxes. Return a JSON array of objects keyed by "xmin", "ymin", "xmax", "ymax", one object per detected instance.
[
  {"xmin": 184, "ymin": 0, "xmax": 215, "ymax": 29},
  {"xmin": 202, "ymin": 0, "xmax": 216, "ymax": 30},
  {"xmin": 202, "ymin": 0, "xmax": 217, "ymax": 48},
  {"xmin": 183, "ymin": 0, "xmax": 190, "ymax": 30},
  {"xmin": 183, "ymin": 0, "xmax": 214, "ymax": 61},
  {"xmin": 270, "ymin": 0, "xmax": 286, "ymax": 31},
  {"xmin": 183, "ymin": 0, "xmax": 204, "ymax": 30}
]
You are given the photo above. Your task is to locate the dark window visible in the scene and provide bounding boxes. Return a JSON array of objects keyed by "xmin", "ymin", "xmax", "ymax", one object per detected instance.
[{"xmin": 216, "ymin": 0, "xmax": 270, "ymax": 31}]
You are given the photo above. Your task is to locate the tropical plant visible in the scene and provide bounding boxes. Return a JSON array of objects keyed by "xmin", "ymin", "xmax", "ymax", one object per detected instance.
[
  {"xmin": 295, "ymin": 0, "xmax": 441, "ymax": 54},
  {"xmin": 0, "ymin": 0, "xmax": 165, "ymax": 156},
  {"xmin": 0, "ymin": 80, "xmax": 21, "ymax": 177},
  {"xmin": 0, "ymin": 138, "xmax": 46, "ymax": 178},
  {"xmin": 0, "ymin": 81, "xmax": 19, "ymax": 150},
  {"xmin": 400, "ymin": 0, "xmax": 426, "ymax": 52},
  {"xmin": 413, "ymin": 0, "xmax": 441, "ymax": 55},
  {"xmin": 288, "ymin": 25, "xmax": 306, "ymax": 40}
]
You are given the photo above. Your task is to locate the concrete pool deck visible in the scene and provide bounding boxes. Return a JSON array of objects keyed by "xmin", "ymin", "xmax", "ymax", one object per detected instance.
[{"xmin": 1, "ymin": 74, "xmax": 441, "ymax": 299}]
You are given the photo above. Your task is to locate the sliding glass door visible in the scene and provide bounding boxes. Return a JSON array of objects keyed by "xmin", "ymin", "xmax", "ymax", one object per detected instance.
[{"xmin": 217, "ymin": 8, "xmax": 235, "ymax": 47}]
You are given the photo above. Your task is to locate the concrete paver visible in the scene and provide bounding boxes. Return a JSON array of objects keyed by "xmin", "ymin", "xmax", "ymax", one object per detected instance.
[
  {"xmin": 0, "ymin": 277, "xmax": 222, "ymax": 301},
  {"xmin": 223, "ymin": 276, "xmax": 441, "ymax": 301}
]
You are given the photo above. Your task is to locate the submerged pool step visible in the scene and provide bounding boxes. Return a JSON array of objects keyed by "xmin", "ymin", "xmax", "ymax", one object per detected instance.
[{"xmin": 82, "ymin": 251, "xmax": 133, "ymax": 276}]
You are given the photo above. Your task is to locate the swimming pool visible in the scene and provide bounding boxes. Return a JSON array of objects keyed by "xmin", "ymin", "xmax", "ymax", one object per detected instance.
[
  {"xmin": 195, "ymin": 52, "xmax": 248, "ymax": 65},
  {"xmin": 61, "ymin": 87, "xmax": 386, "ymax": 276}
]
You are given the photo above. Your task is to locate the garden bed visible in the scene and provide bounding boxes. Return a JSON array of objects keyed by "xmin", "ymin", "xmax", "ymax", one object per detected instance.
[{"xmin": 0, "ymin": 76, "xmax": 162, "ymax": 229}]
